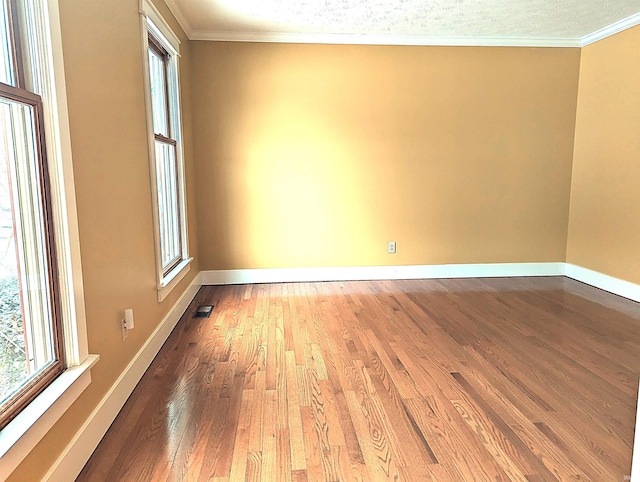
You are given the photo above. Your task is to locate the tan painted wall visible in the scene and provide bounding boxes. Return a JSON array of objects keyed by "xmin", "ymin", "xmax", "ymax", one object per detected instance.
[
  {"xmin": 6, "ymin": 0, "xmax": 198, "ymax": 480},
  {"xmin": 567, "ymin": 25, "xmax": 640, "ymax": 285},
  {"xmin": 192, "ymin": 42, "xmax": 580, "ymax": 270}
]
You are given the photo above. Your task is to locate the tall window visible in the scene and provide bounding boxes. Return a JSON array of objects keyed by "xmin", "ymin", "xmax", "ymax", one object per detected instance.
[
  {"xmin": 148, "ymin": 34, "xmax": 182, "ymax": 275},
  {"xmin": 0, "ymin": 0, "xmax": 64, "ymax": 429},
  {"xmin": 143, "ymin": 4, "xmax": 189, "ymax": 298}
]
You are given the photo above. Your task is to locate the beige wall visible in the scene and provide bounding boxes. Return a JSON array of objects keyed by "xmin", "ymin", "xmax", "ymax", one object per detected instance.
[
  {"xmin": 192, "ymin": 42, "xmax": 580, "ymax": 270},
  {"xmin": 567, "ymin": 25, "xmax": 640, "ymax": 285},
  {"xmin": 7, "ymin": 0, "xmax": 199, "ymax": 480}
]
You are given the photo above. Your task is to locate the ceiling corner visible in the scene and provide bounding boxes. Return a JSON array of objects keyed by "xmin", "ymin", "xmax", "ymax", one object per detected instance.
[
  {"xmin": 163, "ymin": 0, "xmax": 194, "ymax": 39},
  {"xmin": 580, "ymin": 12, "xmax": 640, "ymax": 46}
]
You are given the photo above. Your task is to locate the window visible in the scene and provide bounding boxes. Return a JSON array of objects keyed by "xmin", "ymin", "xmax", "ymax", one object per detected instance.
[
  {"xmin": 142, "ymin": 1, "xmax": 190, "ymax": 300},
  {"xmin": 0, "ymin": 0, "xmax": 95, "ymax": 475},
  {"xmin": 148, "ymin": 35, "xmax": 182, "ymax": 275},
  {"xmin": 0, "ymin": 0, "xmax": 64, "ymax": 430}
]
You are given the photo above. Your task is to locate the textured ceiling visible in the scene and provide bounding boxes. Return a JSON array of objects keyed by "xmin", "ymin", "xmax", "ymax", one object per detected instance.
[{"xmin": 164, "ymin": 0, "xmax": 640, "ymax": 46}]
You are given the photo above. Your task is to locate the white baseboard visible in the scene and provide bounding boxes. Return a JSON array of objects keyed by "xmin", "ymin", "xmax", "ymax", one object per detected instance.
[
  {"xmin": 201, "ymin": 263, "xmax": 640, "ymax": 303},
  {"xmin": 44, "ymin": 277, "xmax": 201, "ymax": 482},
  {"xmin": 632, "ymin": 382, "xmax": 640, "ymax": 482},
  {"xmin": 200, "ymin": 262, "xmax": 566, "ymax": 285},
  {"xmin": 564, "ymin": 263, "xmax": 640, "ymax": 303}
]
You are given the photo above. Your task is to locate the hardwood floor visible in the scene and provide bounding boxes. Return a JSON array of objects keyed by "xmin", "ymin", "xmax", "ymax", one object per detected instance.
[{"xmin": 77, "ymin": 277, "xmax": 640, "ymax": 481}]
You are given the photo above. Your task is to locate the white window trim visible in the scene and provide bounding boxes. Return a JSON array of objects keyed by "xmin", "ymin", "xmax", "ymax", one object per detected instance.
[
  {"xmin": 0, "ymin": 0, "xmax": 97, "ymax": 477},
  {"xmin": 158, "ymin": 256, "xmax": 192, "ymax": 301},
  {"xmin": 140, "ymin": 0, "xmax": 190, "ymax": 302},
  {"xmin": 0, "ymin": 355, "xmax": 98, "ymax": 480}
]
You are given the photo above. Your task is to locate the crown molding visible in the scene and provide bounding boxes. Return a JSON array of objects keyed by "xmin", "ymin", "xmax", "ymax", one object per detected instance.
[
  {"xmin": 189, "ymin": 30, "xmax": 582, "ymax": 47},
  {"xmin": 580, "ymin": 12, "xmax": 640, "ymax": 46},
  {"xmin": 162, "ymin": 0, "xmax": 193, "ymax": 38}
]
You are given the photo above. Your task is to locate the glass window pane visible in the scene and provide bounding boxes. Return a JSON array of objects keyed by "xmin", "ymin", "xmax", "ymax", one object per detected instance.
[
  {"xmin": 0, "ymin": 95, "xmax": 56, "ymax": 407},
  {"xmin": 148, "ymin": 47, "xmax": 168, "ymax": 137},
  {"xmin": 0, "ymin": 0, "xmax": 15, "ymax": 86},
  {"xmin": 154, "ymin": 139, "xmax": 180, "ymax": 271}
]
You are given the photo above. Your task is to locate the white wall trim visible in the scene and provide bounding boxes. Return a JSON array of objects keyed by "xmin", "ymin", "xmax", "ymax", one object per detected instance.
[
  {"xmin": 187, "ymin": 30, "xmax": 582, "ymax": 47},
  {"xmin": 157, "ymin": 257, "xmax": 193, "ymax": 302},
  {"xmin": 162, "ymin": 0, "xmax": 193, "ymax": 39},
  {"xmin": 200, "ymin": 263, "xmax": 566, "ymax": 285},
  {"xmin": 202, "ymin": 262, "xmax": 640, "ymax": 303},
  {"xmin": 43, "ymin": 277, "xmax": 200, "ymax": 482},
  {"xmin": 140, "ymin": 0, "xmax": 181, "ymax": 49},
  {"xmin": 0, "ymin": 355, "xmax": 98, "ymax": 480},
  {"xmin": 632, "ymin": 380, "xmax": 640, "ymax": 481},
  {"xmin": 40, "ymin": 0, "xmax": 92, "ymax": 366},
  {"xmin": 564, "ymin": 264, "xmax": 640, "ymax": 303},
  {"xmin": 580, "ymin": 12, "xmax": 640, "ymax": 47}
]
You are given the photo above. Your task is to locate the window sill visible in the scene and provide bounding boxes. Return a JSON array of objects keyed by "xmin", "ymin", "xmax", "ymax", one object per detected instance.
[
  {"xmin": 158, "ymin": 257, "xmax": 193, "ymax": 302},
  {"xmin": 0, "ymin": 354, "xmax": 99, "ymax": 480}
]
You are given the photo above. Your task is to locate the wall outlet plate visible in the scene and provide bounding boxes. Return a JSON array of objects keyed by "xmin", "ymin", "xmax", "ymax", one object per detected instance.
[{"xmin": 388, "ymin": 241, "xmax": 397, "ymax": 254}]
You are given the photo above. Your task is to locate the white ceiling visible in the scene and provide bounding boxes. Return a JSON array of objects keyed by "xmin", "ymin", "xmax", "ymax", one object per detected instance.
[{"xmin": 164, "ymin": 0, "xmax": 640, "ymax": 47}]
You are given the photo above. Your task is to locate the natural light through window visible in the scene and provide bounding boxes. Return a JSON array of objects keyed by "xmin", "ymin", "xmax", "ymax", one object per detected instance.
[
  {"xmin": 142, "ymin": 0, "xmax": 190, "ymax": 299},
  {"xmin": 0, "ymin": 0, "xmax": 65, "ymax": 431},
  {"xmin": 147, "ymin": 36, "xmax": 182, "ymax": 274},
  {"xmin": 0, "ymin": 0, "xmax": 14, "ymax": 85},
  {"xmin": 0, "ymin": 1, "xmax": 95, "ymax": 476},
  {"xmin": 0, "ymin": 94, "xmax": 63, "ymax": 423}
]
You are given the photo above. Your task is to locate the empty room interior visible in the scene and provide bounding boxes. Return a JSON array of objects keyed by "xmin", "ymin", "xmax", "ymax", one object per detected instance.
[{"xmin": 1, "ymin": 0, "xmax": 640, "ymax": 480}]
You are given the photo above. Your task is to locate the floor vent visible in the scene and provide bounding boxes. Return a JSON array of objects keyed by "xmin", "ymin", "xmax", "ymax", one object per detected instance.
[{"xmin": 194, "ymin": 305, "xmax": 214, "ymax": 318}]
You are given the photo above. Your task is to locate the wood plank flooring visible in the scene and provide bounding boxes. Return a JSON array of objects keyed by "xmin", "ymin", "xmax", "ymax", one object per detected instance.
[{"xmin": 77, "ymin": 277, "xmax": 640, "ymax": 481}]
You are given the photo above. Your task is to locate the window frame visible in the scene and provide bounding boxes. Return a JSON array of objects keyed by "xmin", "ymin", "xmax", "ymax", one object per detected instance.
[
  {"xmin": 0, "ymin": 80, "xmax": 65, "ymax": 429},
  {"xmin": 140, "ymin": 0, "xmax": 191, "ymax": 302},
  {"xmin": 147, "ymin": 34, "xmax": 171, "ymax": 139},
  {"xmin": 3, "ymin": 0, "xmax": 24, "ymax": 88},
  {"xmin": 0, "ymin": 0, "xmax": 97, "ymax": 477},
  {"xmin": 147, "ymin": 33, "xmax": 183, "ymax": 276}
]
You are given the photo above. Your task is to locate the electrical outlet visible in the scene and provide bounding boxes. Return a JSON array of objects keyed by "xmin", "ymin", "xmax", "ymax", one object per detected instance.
[
  {"xmin": 122, "ymin": 308, "xmax": 133, "ymax": 341},
  {"xmin": 388, "ymin": 241, "xmax": 397, "ymax": 254}
]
